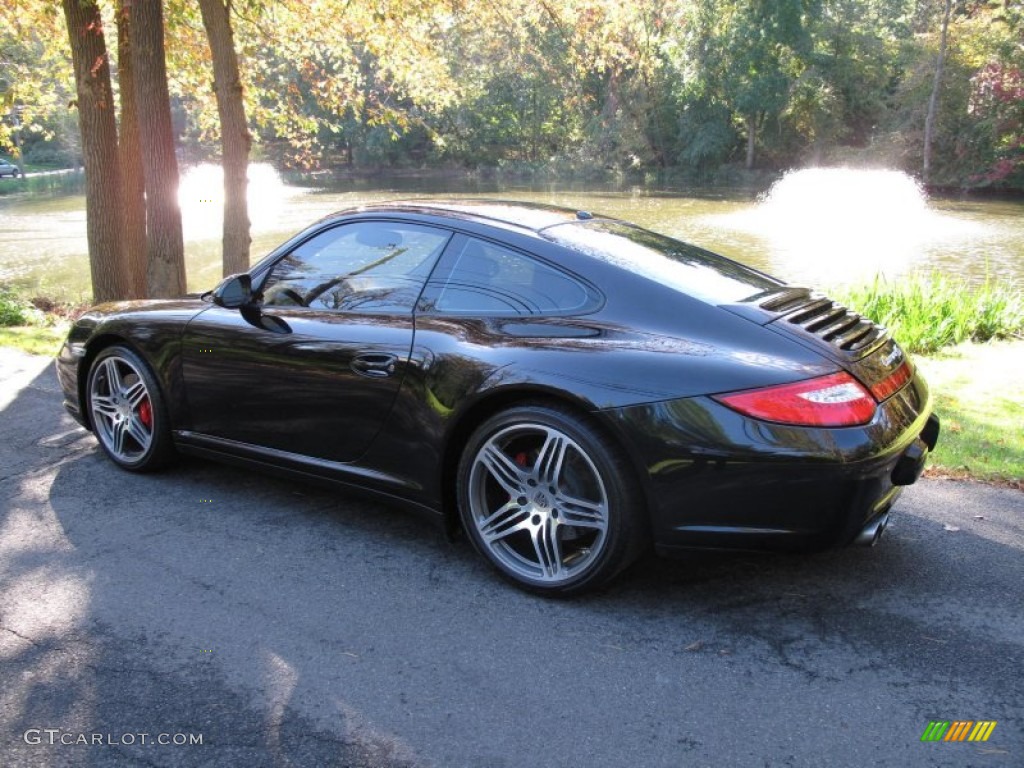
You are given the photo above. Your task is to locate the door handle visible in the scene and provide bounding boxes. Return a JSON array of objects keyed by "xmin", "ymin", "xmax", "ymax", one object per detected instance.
[{"xmin": 351, "ymin": 353, "xmax": 398, "ymax": 378}]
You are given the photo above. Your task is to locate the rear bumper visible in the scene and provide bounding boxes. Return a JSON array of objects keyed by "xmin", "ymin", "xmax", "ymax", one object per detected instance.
[{"xmin": 600, "ymin": 370, "xmax": 938, "ymax": 553}]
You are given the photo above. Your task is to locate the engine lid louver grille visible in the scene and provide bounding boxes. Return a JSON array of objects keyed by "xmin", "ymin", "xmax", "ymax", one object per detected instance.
[{"xmin": 757, "ymin": 289, "xmax": 887, "ymax": 355}]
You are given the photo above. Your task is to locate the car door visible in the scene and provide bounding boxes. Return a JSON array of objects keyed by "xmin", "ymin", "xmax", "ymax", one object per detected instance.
[{"xmin": 181, "ymin": 220, "xmax": 452, "ymax": 464}]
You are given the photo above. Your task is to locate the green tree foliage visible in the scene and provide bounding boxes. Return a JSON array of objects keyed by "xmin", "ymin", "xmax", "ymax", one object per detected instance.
[
  {"xmin": 5, "ymin": 0, "xmax": 1023, "ymax": 221},
  {"xmin": 0, "ymin": 3, "xmax": 74, "ymax": 162},
  {"xmin": 788, "ymin": 0, "xmax": 913, "ymax": 157}
]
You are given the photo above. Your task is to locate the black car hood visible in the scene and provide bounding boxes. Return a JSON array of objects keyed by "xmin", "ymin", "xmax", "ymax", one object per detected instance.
[{"xmin": 68, "ymin": 298, "xmax": 209, "ymax": 348}]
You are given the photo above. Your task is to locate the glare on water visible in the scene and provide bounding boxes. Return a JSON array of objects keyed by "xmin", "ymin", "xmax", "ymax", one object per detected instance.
[
  {"xmin": 705, "ymin": 168, "xmax": 990, "ymax": 287},
  {"xmin": 177, "ymin": 162, "xmax": 296, "ymax": 241}
]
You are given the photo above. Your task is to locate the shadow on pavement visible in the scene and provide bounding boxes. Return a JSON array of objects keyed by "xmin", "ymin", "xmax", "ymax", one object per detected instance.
[{"xmin": 1, "ymin": 351, "xmax": 1020, "ymax": 767}]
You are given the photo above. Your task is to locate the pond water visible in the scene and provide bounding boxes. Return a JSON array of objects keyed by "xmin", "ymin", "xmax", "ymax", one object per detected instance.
[{"xmin": 0, "ymin": 165, "xmax": 1021, "ymax": 301}]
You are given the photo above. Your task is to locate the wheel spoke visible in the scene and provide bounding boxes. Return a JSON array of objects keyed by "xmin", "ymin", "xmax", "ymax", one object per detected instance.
[
  {"xmin": 535, "ymin": 431, "xmax": 567, "ymax": 486},
  {"xmin": 479, "ymin": 501, "xmax": 529, "ymax": 542},
  {"xmin": 93, "ymin": 412, "xmax": 117, "ymax": 438},
  {"xmin": 111, "ymin": 419, "xmax": 128, "ymax": 456},
  {"xmin": 126, "ymin": 415, "xmax": 151, "ymax": 451},
  {"xmin": 102, "ymin": 358, "xmax": 124, "ymax": 393},
  {"xmin": 123, "ymin": 379, "xmax": 148, "ymax": 408},
  {"xmin": 92, "ymin": 394, "xmax": 118, "ymax": 419},
  {"xmin": 556, "ymin": 493, "xmax": 607, "ymax": 530},
  {"xmin": 479, "ymin": 443, "xmax": 525, "ymax": 497},
  {"xmin": 531, "ymin": 517, "xmax": 562, "ymax": 579}
]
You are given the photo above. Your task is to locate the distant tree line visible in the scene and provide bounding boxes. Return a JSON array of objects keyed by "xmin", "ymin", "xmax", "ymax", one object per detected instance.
[{"xmin": 0, "ymin": 1, "xmax": 1021, "ymax": 301}]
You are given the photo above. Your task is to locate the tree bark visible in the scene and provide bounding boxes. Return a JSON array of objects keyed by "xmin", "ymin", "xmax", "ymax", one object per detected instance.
[
  {"xmin": 198, "ymin": 0, "xmax": 252, "ymax": 276},
  {"xmin": 923, "ymin": 0, "xmax": 952, "ymax": 185},
  {"xmin": 127, "ymin": 0, "xmax": 186, "ymax": 297},
  {"xmin": 117, "ymin": 1, "xmax": 148, "ymax": 298},
  {"xmin": 61, "ymin": 0, "xmax": 130, "ymax": 303}
]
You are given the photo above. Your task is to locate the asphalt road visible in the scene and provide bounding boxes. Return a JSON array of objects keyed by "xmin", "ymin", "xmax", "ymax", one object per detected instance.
[{"xmin": 1, "ymin": 348, "xmax": 1021, "ymax": 768}]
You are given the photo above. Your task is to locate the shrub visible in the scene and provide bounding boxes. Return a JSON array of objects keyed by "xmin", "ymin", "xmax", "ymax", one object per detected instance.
[
  {"xmin": 834, "ymin": 273, "xmax": 1024, "ymax": 355},
  {"xmin": 0, "ymin": 287, "xmax": 33, "ymax": 326}
]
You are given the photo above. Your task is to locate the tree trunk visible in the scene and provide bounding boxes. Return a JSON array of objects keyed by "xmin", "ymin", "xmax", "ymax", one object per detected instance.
[
  {"xmin": 127, "ymin": 0, "xmax": 186, "ymax": 297},
  {"xmin": 117, "ymin": 1, "xmax": 148, "ymax": 299},
  {"xmin": 61, "ymin": 0, "xmax": 130, "ymax": 303},
  {"xmin": 923, "ymin": 0, "xmax": 952, "ymax": 185},
  {"xmin": 745, "ymin": 114, "xmax": 756, "ymax": 169},
  {"xmin": 198, "ymin": 0, "xmax": 252, "ymax": 277}
]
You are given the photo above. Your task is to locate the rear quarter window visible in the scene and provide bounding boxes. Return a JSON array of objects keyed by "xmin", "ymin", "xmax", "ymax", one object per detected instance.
[
  {"xmin": 543, "ymin": 220, "xmax": 780, "ymax": 304},
  {"xmin": 422, "ymin": 237, "xmax": 597, "ymax": 316}
]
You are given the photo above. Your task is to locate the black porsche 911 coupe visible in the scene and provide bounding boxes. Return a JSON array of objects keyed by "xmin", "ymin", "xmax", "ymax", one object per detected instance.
[{"xmin": 56, "ymin": 201, "xmax": 939, "ymax": 594}]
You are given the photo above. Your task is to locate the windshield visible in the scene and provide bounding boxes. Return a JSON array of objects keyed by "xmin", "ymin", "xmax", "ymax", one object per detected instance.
[{"xmin": 543, "ymin": 220, "xmax": 781, "ymax": 304}]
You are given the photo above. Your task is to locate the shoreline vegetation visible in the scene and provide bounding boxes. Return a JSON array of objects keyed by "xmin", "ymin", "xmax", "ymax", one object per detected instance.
[
  {"xmin": 833, "ymin": 273, "xmax": 1024, "ymax": 355},
  {"xmin": 5, "ymin": 165, "xmax": 1024, "ymax": 205},
  {"xmin": 1, "ymin": 276, "xmax": 1021, "ymax": 488}
]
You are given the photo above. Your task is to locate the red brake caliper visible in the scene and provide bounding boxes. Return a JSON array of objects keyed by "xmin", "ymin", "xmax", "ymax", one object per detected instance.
[
  {"xmin": 138, "ymin": 398, "xmax": 153, "ymax": 429},
  {"xmin": 515, "ymin": 451, "xmax": 528, "ymax": 467}
]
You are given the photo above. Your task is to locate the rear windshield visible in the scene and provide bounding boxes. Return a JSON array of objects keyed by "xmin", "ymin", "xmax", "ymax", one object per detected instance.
[{"xmin": 543, "ymin": 220, "xmax": 780, "ymax": 303}]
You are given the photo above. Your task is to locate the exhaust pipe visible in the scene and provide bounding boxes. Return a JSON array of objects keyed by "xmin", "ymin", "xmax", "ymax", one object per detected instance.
[{"xmin": 855, "ymin": 512, "xmax": 890, "ymax": 547}]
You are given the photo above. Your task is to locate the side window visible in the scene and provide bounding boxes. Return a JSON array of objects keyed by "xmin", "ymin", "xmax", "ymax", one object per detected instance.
[
  {"xmin": 261, "ymin": 222, "xmax": 451, "ymax": 313},
  {"xmin": 428, "ymin": 238, "xmax": 592, "ymax": 315}
]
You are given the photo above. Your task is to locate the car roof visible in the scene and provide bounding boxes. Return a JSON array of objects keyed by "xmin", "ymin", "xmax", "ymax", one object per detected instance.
[{"xmin": 322, "ymin": 200, "xmax": 609, "ymax": 234}]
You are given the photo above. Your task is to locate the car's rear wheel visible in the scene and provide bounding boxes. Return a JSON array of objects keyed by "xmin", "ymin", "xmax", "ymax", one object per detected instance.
[
  {"xmin": 87, "ymin": 345, "xmax": 175, "ymax": 471},
  {"xmin": 458, "ymin": 404, "xmax": 645, "ymax": 595}
]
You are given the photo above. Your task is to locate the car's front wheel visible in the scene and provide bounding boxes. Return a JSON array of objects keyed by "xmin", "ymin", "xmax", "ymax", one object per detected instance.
[
  {"xmin": 86, "ymin": 345, "xmax": 175, "ymax": 471},
  {"xmin": 457, "ymin": 404, "xmax": 646, "ymax": 595}
]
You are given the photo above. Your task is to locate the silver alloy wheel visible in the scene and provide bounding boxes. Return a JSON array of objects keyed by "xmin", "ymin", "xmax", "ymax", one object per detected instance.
[
  {"xmin": 467, "ymin": 422, "xmax": 610, "ymax": 584},
  {"xmin": 89, "ymin": 355, "xmax": 154, "ymax": 463}
]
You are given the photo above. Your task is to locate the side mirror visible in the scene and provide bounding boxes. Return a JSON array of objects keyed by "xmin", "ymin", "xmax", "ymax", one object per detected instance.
[{"xmin": 212, "ymin": 273, "xmax": 252, "ymax": 309}]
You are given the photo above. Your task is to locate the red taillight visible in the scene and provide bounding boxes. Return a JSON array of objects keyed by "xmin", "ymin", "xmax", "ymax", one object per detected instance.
[
  {"xmin": 870, "ymin": 360, "xmax": 912, "ymax": 401},
  {"xmin": 714, "ymin": 372, "xmax": 876, "ymax": 427}
]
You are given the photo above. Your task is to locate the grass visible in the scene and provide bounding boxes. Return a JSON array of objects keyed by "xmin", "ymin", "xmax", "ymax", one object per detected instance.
[
  {"xmin": 834, "ymin": 273, "xmax": 1024, "ymax": 354},
  {"xmin": 0, "ymin": 288, "xmax": 76, "ymax": 356},
  {"xmin": 0, "ymin": 325, "xmax": 69, "ymax": 356},
  {"xmin": 916, "ymin": 340, "xmax": 1024, "ymax": 488}
]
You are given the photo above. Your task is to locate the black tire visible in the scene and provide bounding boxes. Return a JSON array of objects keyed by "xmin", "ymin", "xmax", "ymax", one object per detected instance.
[
  {"xmin": 86, "ymin": 345, "xmax": 176, "ymax": 471},
  {"xmin": 457, "ymin": 403, "xmax": 646, "ymax": 596}
]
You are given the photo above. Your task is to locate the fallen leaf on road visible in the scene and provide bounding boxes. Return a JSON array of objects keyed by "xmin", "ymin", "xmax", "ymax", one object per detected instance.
[{"xmin": 684, "ymin": 641, "xmax": 704, "ymax": 652}]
